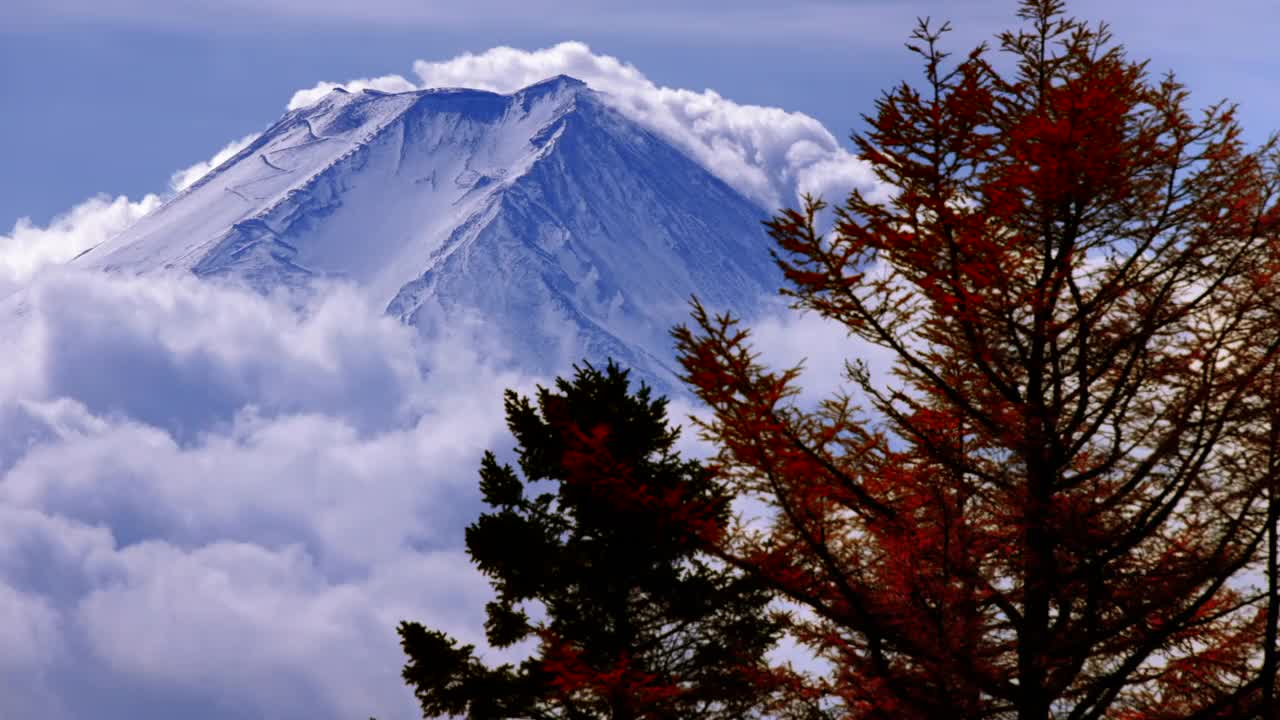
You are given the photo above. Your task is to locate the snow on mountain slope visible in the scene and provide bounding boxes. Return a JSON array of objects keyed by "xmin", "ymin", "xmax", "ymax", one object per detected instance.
[{"xmin": 77, "ymin": 75, "xmax": 782, "ymax": 385}]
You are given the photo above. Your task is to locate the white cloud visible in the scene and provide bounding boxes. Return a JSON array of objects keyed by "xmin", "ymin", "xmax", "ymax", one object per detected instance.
[
  {"xmin": 285, "ymin": 76, "xmax": 420, "ymax": 114},
  {"xmin": 0, "ymin": 582, "xmax": 61, "ymax": 671},
  {"xmin": 0, "ymin": 134, "xmax": 257, "ymax": 299},
  {"xmin": 415, "ymin": 42, "xmax": 883, "ymax": 210},
  {"xmin": 169, "ymin": 133, "xmax": 261, "ymax": 194},
  {"xmin": 289, "ymin": 41, "xmax": 884, "ymax": 211},
  {"xmin": 74, "ymin": 542, "xmax": 490, "ymax": 720},
  {"xmin": 0, "ymin": 264, "xmax": 815, "ymax": 720},
  {"xmin": 0, "ymin": 236, "xmax": 885, "ymax": 720},
  {"xmin": 0, "ymin": 270, "xmax": 544, "ymax": 720},
  {"xmin": 0, "ymin": 194, "xmax": 162, "ymax": 296},
  {"xmin": 1, "ymin": 271, "xmax": 432, "ymax": 434},
  {"xmin": 747, "ymin": 300, "xmax": 897, "ymax": 408}
]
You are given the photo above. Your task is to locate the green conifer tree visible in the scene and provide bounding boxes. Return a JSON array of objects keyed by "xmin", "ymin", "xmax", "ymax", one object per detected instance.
[{"xmin": 398, "ymin": 361, "xmax": 784, "ymax": 719}]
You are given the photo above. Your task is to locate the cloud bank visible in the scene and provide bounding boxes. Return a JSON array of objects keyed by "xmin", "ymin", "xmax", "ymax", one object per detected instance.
[
  {"xmin": 0, "ymin": 267, "xmax": 860, "ymax": 720},
  {"xmin": 0, "ymin": 270, "xmax": 545, "ymax": 720}
]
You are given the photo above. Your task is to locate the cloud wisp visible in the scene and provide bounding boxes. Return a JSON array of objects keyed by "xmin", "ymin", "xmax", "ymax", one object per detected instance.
[{"xmin": 168, "ymin": 133, "xmax": 260, "ymax": 194}]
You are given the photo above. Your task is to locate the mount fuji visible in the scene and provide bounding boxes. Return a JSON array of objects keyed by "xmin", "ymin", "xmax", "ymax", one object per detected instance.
[{"xmin": 76, "ymin": 75, "xmax": 783, "ymax": 386}]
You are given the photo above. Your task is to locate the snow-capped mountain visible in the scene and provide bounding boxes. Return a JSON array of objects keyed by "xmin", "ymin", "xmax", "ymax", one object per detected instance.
[{"xmin": 77, "ymin": 75, "xmax": 781, "ymax": 385}]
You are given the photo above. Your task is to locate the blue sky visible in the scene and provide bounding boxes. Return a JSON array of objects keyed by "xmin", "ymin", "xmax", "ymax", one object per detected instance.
[{"xmin": 3, "ymin": 0, "xmax": 1277, "ymax": 228}]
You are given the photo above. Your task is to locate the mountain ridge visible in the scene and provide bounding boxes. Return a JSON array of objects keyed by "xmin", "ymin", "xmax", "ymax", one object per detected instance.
[{"xmin": 76, "ymin": 75, "xmax": 782, "ymax": 388}]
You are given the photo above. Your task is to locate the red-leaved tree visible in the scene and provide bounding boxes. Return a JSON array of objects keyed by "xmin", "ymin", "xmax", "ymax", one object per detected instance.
[{"xmin": 673, "ymin": 1, "xmax": 1280, "ymax": 718}]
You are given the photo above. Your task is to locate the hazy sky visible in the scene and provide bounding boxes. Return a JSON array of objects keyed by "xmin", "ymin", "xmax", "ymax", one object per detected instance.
[{"xmin": 2, "ymin": 0, "xmax": 1277, "ymax": 227}]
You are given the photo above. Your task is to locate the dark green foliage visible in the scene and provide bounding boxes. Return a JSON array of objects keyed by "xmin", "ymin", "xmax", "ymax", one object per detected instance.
[{"xmin": 398, "ymin": 361, "xmax": 782, "ymax": 719}]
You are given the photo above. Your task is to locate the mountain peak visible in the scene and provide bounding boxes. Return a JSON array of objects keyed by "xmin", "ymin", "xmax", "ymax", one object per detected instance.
[
  {"xmin": 304, "ymin": 75, "xmax": 588, "ymax": 111},
  {"xmin": 511, "ymin": 74, "xmax": 589, "ymax": 110},
  {"xmin": 524, "ymin": 74, "xmax": 587, "ymax": 90},
  {"xmin": 77, "ymin": 71, "xmax": 777, "ymax": 390}
]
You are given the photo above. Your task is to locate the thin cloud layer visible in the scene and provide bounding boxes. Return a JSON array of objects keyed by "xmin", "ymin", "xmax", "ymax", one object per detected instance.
[
  {"xmin": 0, "ymin": 0, "xmax": 1013, "ymax": 50},
  {"xmin": 290, "ymin": 41, "xmax": 885, "ymax": 211}
]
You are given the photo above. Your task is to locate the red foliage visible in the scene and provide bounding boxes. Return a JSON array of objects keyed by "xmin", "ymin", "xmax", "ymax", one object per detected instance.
[
  {"xmin": 552, "ymin": 408, "xmax": 727, "ymax": 547},
  {"xmin": 673, "ymin": 2, "xmax": 1280, "ymax": 718},
  {"xmin": 539, "ymin": 631, "xmax": 690, "ymax": 718}
]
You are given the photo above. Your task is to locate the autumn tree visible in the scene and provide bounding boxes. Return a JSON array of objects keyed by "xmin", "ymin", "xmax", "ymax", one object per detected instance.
[
  {"xmin": 398, "ymin": 361, "xmax": 785, "ymax": 719},
  {"xmin": 673, "ymin": 1, "xmax": 1280, "ymax": 718}
]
